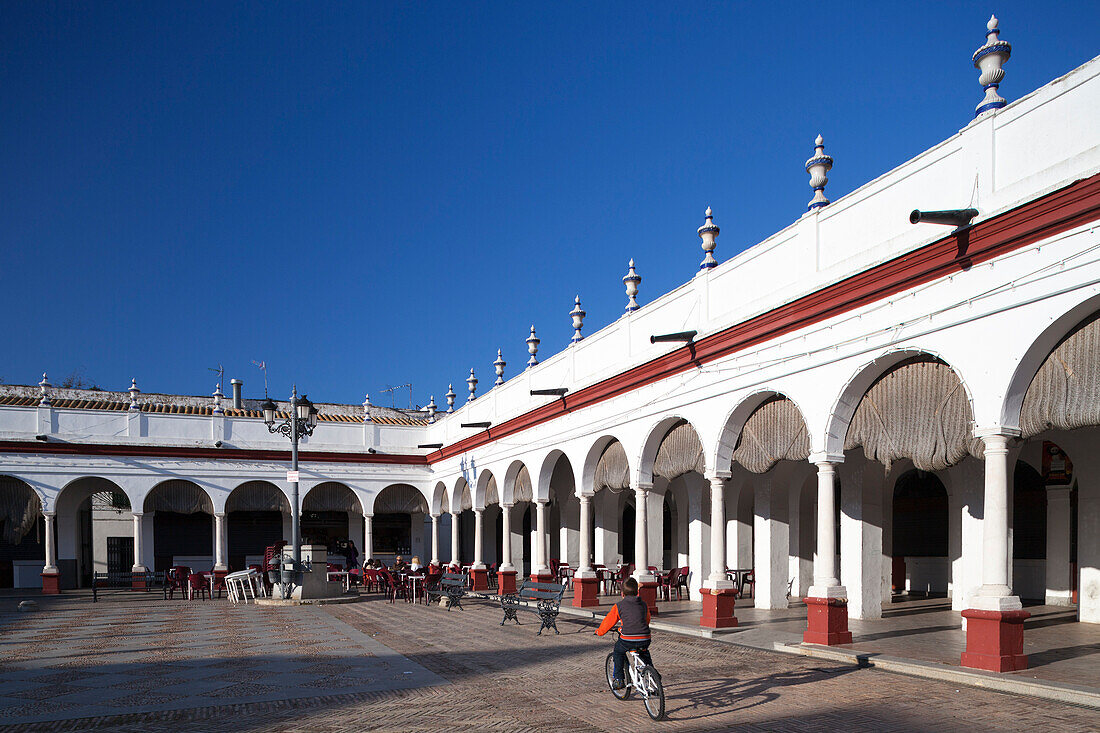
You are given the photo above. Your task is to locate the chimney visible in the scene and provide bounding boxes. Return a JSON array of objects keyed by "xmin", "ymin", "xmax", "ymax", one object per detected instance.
[{"xmin": 230, "ymin": 379, "xmax": 243, "ymax": 410}]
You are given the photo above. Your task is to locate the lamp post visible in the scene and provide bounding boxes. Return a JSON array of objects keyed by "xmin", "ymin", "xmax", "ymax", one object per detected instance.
[{"xmin": 261, "ymin": 386, "xmax": 318, "ymax": 566}]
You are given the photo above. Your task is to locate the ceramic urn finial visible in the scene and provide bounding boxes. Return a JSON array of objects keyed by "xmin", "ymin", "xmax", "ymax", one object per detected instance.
[
  {"xmin": 697, "ymin": 207, "xmax": 719, "ymax": 270},
  {"xmin": 623, "ymin": 259, "xmax": 641, "ymax": 312},
  {"xmin": 973, "ymin": 14, "xmax": 1011, "ymax": 118}
]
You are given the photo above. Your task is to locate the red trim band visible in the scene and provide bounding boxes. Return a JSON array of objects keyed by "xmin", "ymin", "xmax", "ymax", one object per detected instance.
[
  {"xmin": 0, "ymin": 440, "xmax": 429, "ymax": 466},
  {"xmin": 4, "ymin": 173, "xmax": 1100, "ymax": 470},
  {"xmin": 429, "ymin": 171, "xmax": 1100, "ymax": 462}
]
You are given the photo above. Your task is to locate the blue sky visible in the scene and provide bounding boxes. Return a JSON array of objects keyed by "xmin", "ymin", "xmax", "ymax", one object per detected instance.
[{"xmin": 2, "ymin": 2, "xmax": 1098, "ymax": 408}]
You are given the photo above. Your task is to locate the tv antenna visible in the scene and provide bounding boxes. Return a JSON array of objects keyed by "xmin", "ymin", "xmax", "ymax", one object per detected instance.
[
  {"xmin": 380, "ymin": 383, "xmax": 412, "ymax": 408},
  {"xmin": 251, "ymin": 360, "xmax": 269, "ymax": 397},
  {"xmin": 208, "ymin": 364, "xmax": 224, "ymax": 392}
]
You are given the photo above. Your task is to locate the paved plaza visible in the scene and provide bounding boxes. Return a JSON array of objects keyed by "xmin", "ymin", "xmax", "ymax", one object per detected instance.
[
  {"xmin": 556, "ymin": 592, "xmax": 1100, "ymax": 689},
  {"xmin": 0, "ymin": 592, "xmax": 1097, "ymax": 731}
]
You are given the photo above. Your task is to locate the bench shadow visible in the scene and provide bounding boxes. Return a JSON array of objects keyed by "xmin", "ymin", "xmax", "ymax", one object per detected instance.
[
  {"xmin": 1024, "ymin": 612, "xmax": 1080, "ymax": 631},
  {"xmin": 1023, "ymin": 642, "xmax": 1100, "ymax": 668},
  {"xmin": 662, "ymin": 665, "xmax": 860, "ymax": 721},
  {"xmin": 851, "ymin": 623, "xmax": 961, "ymax": 643}
]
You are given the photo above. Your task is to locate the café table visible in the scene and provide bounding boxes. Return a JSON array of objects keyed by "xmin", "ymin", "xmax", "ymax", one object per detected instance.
[
  {"xmin": 327, "ymin": 570, "xmax": 352, "ymax": 592},
  {"xmin": 726, "ymin": 568, "xmax": 753, "ymax": 596},
  {"xmin": 402, "ymin": 572, "xmax": 425, "ymax": 603}
]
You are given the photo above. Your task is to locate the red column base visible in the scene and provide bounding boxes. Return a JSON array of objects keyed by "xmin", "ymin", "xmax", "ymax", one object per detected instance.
[
  {"xmin": 572, "ymin": 576, "xmax": 601, "ymax": 607},
  {"xmin": 497, "ymin": 569, "xmax": 518, "ymax": 595},
  {"xmin": 532, "ymin": 572, "xmax": 555, "ymax": 583},
  {"xmin": 700, "ymin": 588, "xmax": 738, "ymax": 628},
  {"xmin": 639, "ymin": 581, "xmax": 660, "ymax": 616},
  {"xmin": 131, "ymin": 572, "xmax": 147, "ymax": 590},
  {"xmin": 213, "ymin": 569, "xmax": 228, "ymax": 596},
  {"xmin": 803, "ymin": 597, "xmax": 852, "ymax": 645},
  {"xmin": 470, "ymin": 567, "xmax": 489, "ymax": 591},
  {"xmin": 961, "ymin": 608, "xmax": 1030, "ymax": 672},
  {"xmin": 41, "ymin": 572, "xmax": 61, "ymax": 595}
]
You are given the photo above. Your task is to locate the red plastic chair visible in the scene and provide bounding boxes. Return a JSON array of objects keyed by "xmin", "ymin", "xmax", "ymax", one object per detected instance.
[
  {"xmin": 741, "ymin": 570, "xmax": 755, "ymax": 599},
  {"xmin": 188, "ymin": 573, "xmax": 209, "ymax": 601},
  {"xmin": 167, "ymin": 566, "xmax": 192, "ymax": 600},
  {"xmin": 660, "ymin": 567, "xmax": 681, "ymax": 601},
  {"xmin": 421, "ymin": 570, "xmax": 443, "ymax": 603},
  {"xmin": 677, "ymin": 566, "xmax": 690, "ymax": 599},
  {"xmin": 380, "ymin": 570, "xmax": 407, "ymax": 604}
]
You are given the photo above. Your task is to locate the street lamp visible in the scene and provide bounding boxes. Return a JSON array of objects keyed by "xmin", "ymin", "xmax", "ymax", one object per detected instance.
[{"xmin": 261, "ymin": 386, "xmax": 318, "ymax": 566}]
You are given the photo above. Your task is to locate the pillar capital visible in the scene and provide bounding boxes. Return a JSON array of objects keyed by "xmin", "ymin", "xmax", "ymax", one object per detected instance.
[
  {"xmin": 1046, "ymin": 483, "xmax": 1073, "ymax": 497},
  {"xmin": 42, "ymin": 509, "xmax": 56, "ymax": 518},
  {"xmin": 808, "ymin": 451, "xmax": 844, "ymax": 466},
  {"xmin": 973, "ymin": 425, "xmax": 1021, "ymax": 442},
  {"xmin": 705, "ymin": 470, "xmax": 731, "ymax": 483}
]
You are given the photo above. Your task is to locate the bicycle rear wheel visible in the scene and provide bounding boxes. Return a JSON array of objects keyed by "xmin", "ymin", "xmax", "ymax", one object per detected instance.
[
  {"xmin": 605, "ymin": 653, "xmax": 630, "ymax": 700},
  {"xmin": 641, "ymin": 668, "xmax": 664, "ymax": 720}
]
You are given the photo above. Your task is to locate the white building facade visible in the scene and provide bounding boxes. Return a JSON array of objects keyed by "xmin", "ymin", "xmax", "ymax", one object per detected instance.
[{"xmin": 2, "ymin": 19, "xmax": 1098, "ymax": 674}]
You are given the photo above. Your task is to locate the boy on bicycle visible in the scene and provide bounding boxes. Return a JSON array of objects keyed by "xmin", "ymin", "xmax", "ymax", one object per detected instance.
[{"xmin": 595, "ymin": 577, "xmax": 653, "ymax": 689}]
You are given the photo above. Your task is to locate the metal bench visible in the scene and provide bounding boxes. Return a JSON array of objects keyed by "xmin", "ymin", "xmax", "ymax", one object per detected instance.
[
  {"xmin": 91, "ymin": 570, "xmax": 164, "ymax": 602},
  {"xmin": 499, "ymin": 580, "xmax": 567, "ymax": 635},
  {"xmin": 425, "ymin": 571, "xmax": 469, "ymax": 611}
]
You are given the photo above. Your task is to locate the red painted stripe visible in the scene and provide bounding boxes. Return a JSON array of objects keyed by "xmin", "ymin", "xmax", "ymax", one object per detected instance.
[
  {"xmin": 429, "ymin": 171, "xmax": 1100, "ymax": 462},
  {"xmin": 0, "ymin": 440, "xmax": 429, "ymax": 466},
  {"xmin": 5, "ymin": 173, "xmax": 1100, "ymax": 470}
]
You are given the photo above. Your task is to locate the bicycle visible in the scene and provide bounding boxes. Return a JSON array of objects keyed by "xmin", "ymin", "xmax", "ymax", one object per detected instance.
[{"xmin": 604, "ymin": 631, "xmax": 665, "ymax": 720}]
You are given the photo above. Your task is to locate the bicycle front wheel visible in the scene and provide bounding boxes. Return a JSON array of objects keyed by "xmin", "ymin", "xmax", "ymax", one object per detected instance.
[
  {"xmin": 641, "ymin": 668, "xmax": 664, "ymax": 720},
  {"xmin": 605, "ymin": 652, "xmax": 630, "ymax": 700}
]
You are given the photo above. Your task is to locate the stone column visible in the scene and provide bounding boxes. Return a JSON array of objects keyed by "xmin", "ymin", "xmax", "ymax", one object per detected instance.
[
  {"xmin": 573, "ymin": 494, "xmax": 599, "ymax": 607},
  {"xmin": 43, "ymin": 511, "xmax": 58, "ymax": 572},
  {"xmin": 213, "ymin": 513, "xmax": 227, "ymax": 571},
  {"xmin": 364, "ymin": 514, "xmax": 374, "ymax": 562},
  {"xmin": 470, "ymin": 508, "xmax": 488, "ymax": 590},
  {"xmin": 578, "ymin": 495, "xmax": 593, "ymax": 573},
  {"xmin": 533, "ymin": 500, "xmax": 551, "ymax": 580},
  {"xmin": 804, "ymin": 457, "xmax": 852, "ymax": 645},
  {"xmin": 429, "ymin": 514, "xmax": 440, "ymax": 566},
  {"xmin": 633, "ymin": 483, "xmax": 659, "ymax": 615},
  {"xmin": 450, "ymin": 511, "xmax": 461, "ymax": 566},
  {"xmin": 132, "ymin": 512, "xmax": 146, "ymax": 572},
  {"xmin": 210, "ymin": 512, "xmax": 228, "ymax": 592},
  {"xmin": 1045, "ymin": 485, "xmax": 1073, "ymax": 606},
  {"xmin": 473, "ymin": 509, "xmax": 485, "ymax": 566},
  {"xmin": 701, "ymin": 474, "xmax": 737, "ymax": 628},
  {"xmin": 962, "ymin": 429, "xmax": 1028, "ymax": 672},
  {"xmin": 38, "ymin": 509, "xmax": 60, "ymax": 594},
  {"xmin": 498, "ymin": 503, "xmax": 517, "ymax": 594}
]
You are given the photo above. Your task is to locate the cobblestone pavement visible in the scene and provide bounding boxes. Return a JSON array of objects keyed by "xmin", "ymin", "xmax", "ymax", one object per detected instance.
[{"xmin": 1, "ymin": 593, "xmax": 1098, "ymax": 731}]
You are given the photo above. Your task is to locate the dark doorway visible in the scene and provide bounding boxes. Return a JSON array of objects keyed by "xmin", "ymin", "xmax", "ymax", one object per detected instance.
[
  {"xmin": 893, "ymin": 470, "xmax": 949, "ymax": 557},
  {"xmin": 301, "ymin": 511, "xmax": 350, "ymax": 551},
  {"xmin": 228, "ymin": 511, "xmax": 284, "ymax": 570},
  {"xmin": 153, "ymin": 511, "xmax": 213, "ymax": 571},
  {"xmin": 621, "ymin": 503, "xmax": 635, "ymax": 564},
  {"xmin": 1013, "ymin": 461, "xmax": 1046, "ymax": 560},
  {"xmin": 374, "ymin": 514, "xmax": 412, "ymax": 555},
  {"xmin": 107, "ymin": 536, "xmax": 133, "ymax": 574},
  {"xmin": 522, "ymin": 506, "xmax": 532, "ymax": 577}
]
